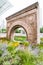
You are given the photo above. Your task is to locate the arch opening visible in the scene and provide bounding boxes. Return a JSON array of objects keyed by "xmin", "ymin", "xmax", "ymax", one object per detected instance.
[{"xmin": 10, "ymin": 25, "xmax": 28, "ymax": 42}]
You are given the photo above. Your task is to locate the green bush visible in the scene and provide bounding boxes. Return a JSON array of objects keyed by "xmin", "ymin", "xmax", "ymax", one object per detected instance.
[
  {"xmin": 3, "ymin": 54, "xmax": 12, "ymax": 61},
  {"xmin": 23, "ymin": 41, "xmax": 30, "ymax": 46},
  {"xmin": 0, "ymin": 38, "xmax": 43, "ymax": 65},
  {"xmin": 0, "ymin": 57, "xmax": 3, "ymax": 65},
  {"xmin": 40, "ymin": 38, "xmax": 43, "ymax": 41},
  {"xmin": 0, "ymin": 50, "xmax": 3, "ymax": 56},
  {"xmin": 3, "ymin": 61, "xmax": 11, "ymax": 65},
  {"xmin": 40, "ymin": 27, "xmax": 43, "ymax": 33},
  {"xmin": 16, "ymin": 50, "xmax": 37, "ymax": 65},
  {"xmin": 40, "ymin": 38, "xmax": 43, "ymax": 44},
  {"xmin": 15, "ymin": 29, "xmax": 21, "ymax": 33},
  {"xmin": 0, "ymin": 29, "xmax": 6, "ymax": 33},
  {"xmin": 19, "ymin": 41, "xmax": 30, "ymax": 47}
]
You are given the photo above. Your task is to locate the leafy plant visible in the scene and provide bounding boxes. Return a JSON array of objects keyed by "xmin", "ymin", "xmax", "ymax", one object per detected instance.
[
  {"xmin": 0, "ymin": 28, "xmax": 6, "ymax": 33},
  {"xmin": 0, "ymin": 57, "xmax": 3, "ymax": 65},
  {"xmin": 3, "ymin": 54, "xmax": 12, "ymax": 61},
  {"xmin": 0, "ymin": 50, "xmax": 3, "ymax": 56},
  {"xmin": 16, "ymin": 50, "xmax": 37, "ymax": 65},
  {"xmin": 15, "ymin": 29, "xmax": 21, "ymax": 33},
  {"xmin": 40, "ymin": 27, "xmax": 43, "ymax": 33},
  {"xmin": 3, "ymin": 61, "xmax": 11, "ymax": 65},
  {"xmin": 40, "ymin": 38, "xmax": 43, "ymax": 44},
  {"xmin": 23, "ymin": 41, "xmax": 30, "ymax": 46}
]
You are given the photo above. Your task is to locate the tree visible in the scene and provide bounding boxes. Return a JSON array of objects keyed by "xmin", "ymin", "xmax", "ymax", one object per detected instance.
[
  {"xmin": 0, "ymin": 29, "xmax": 6, "ymax": 33},
  {"xmin": 40, "ymin": 27, "xmax": 43, "ymax": 33}
]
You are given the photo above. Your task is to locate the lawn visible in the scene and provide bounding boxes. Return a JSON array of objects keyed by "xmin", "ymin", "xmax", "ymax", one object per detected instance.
[{"xmin": 14, "ymin": 36, "xmax": 26, "ymax": 41}]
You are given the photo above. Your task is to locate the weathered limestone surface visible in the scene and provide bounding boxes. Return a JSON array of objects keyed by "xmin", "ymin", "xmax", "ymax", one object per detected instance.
[{"xmin": 6, "ymin": 2, "xmax": 38, "ymax": 44}]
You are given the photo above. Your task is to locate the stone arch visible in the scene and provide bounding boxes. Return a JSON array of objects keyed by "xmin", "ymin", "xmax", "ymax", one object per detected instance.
[
  {"xmin": 8, "ymin": 21, "xmax": 32, "ymax": 42},
  {"xmin": 6, "ymin": 2, "xmax": 39, "ymax": 44},
  {"xmin": 10, "ymin": 25, "xmax": 28, "ymax": 41}
]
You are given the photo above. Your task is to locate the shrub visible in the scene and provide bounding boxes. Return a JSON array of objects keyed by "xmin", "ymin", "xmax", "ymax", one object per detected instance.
[
  {"xmin": 0, "ymin": 50, "xmax": 3, "ymax": 56},
  {"xmin": 16, "ymin": 50, "xmax": 37, "ymax": 65},
  {"xmin": 23, "ymin": 41, "xmax": 30, "ymax": 46},
  {"xmin": 40, "ymin": 38, "xmax": 43, "ymax": 44},
  {"xmin": 3, "ymin": 61, "xmax": 11, "ymax": 65},
  {"xmin": 0, "ymin": 57, "xmax": 3, "ymax": 65},
  {"xmin": 40, "ymin": 27, "xmax": 43, "ymax": 33},
  {"xmin": 3, "ymin": 54, "xmax": 12, "ymax": 61}
]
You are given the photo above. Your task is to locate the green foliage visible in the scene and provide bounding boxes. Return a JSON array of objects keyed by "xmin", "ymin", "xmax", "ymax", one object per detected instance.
[
  {"xmin": 2, "ymin": 29, "xmax": 7, "ymax": 33},
  {"xmin": 36, "ymin": 44, "xmax": 43, "ymax": 50},
  {"xmin": 11, "ymin": 57, "xmax": 20, "ymax": 65},
  {"xmin": 7, "ymin": 46, "xmax": 13, "ymax": 52},
  {"xmin": 40, "ymin": 38, "xmax": 43, "ymax": 41},
  {"xmin": 16, "ymin": 50, "xmax": 37, "ymax": 65},
  {"xmin": 3, "ymin": 61, "xmax": 11, "ymax": 65},
  {"xmin": 0, "ymin": 50, "xmax": 3, "ymax": 56},
  {"xmin": 7, "ymin": 46, "xmax": 15, "ymax": 53},
  {"xmin": 0, "ymin": 38, "xmax": 43, "ymax": 65},
  {"xmin": 40, "ymin": 27, "xmax": 43, "ymax": 33},
  {"xmin": 0, "ymin": 57, "xmax": 3, "ymax": 65},
  {"xmin": 23, "ymin": 41, "xmax": 30, "ymax": 46},
  {"xmin": 15, "ymin": 29, "xmax": 21, "ymax": 33},
  {"xmin": 19, "ymin": 41, "xmax": 30, "ymax": 46},
  {"xmin": 36, "ymin": 50, "xmax": 43, "ymax": 65},
  {"xmin": 0, "ymin": 28, "xmax": 6, "ymax": 33},
  {"xmin": 40, "ymin": 38, "xmax": 43, "ymax": 44},
  {"xmin": 14, "ymin": 36, "xmax": 26, "ymax": 41},
  {"xmin": 40, "ymin": 41, "xmax": 43, "ymax": 44},
  {"xmin": 38, "ymin": 52, "xmax": 43, "ymax": 61},
  {"xmin": 3, "ymin": 54, "xmax": 12, "ymax": 61}
]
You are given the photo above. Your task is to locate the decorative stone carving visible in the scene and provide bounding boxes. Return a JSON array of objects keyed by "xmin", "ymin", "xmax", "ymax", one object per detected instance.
[{"xmin": 6, "ymin": 2, "xmax": 38, "ymax": 44}]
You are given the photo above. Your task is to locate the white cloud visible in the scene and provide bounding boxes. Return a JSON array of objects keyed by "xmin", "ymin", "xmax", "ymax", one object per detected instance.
[{"xmin": 0, "ymin": 0, "xmax": 43, "ymax": 28}]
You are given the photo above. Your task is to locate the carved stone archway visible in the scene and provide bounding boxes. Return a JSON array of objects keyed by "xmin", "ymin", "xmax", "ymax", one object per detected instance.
[
  {"xmin": 10, "ymin": 25, "xmax": 28, "ymax": 41},
  {"xmin": 7, "ymin": 21, "xmax": 32, "ymax": 42},
  {"xmin": 6, "ymin": 2, "xmax": 39, "ymax": 43}
]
